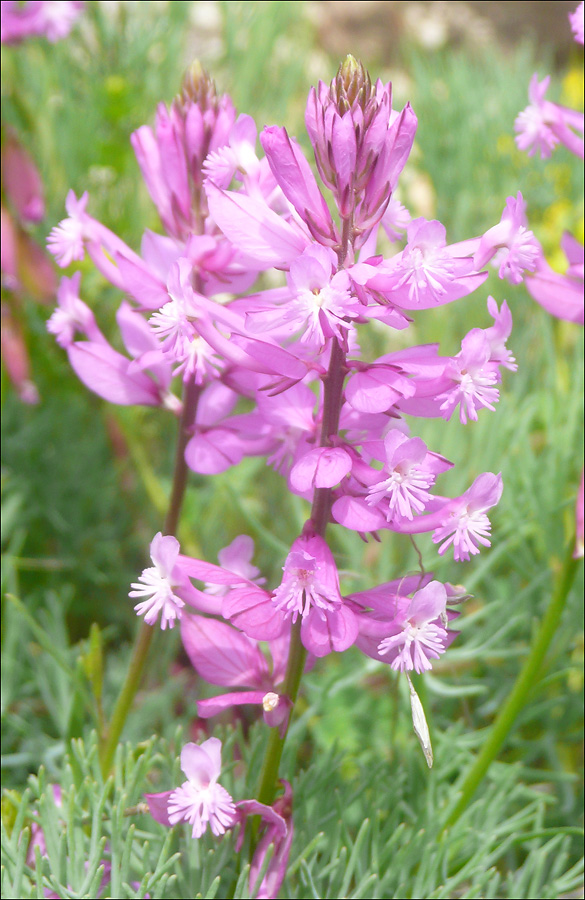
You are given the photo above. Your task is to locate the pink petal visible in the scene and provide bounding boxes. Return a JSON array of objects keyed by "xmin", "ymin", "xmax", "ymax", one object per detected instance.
[
  {"xmin": 331, "ymin": 496, "xmax": 386, "ymax": 532},
  {"xmin": 181, "ymin": 615, "xmax": 268, "ymax": 687},
  {"xmin": 180, "ymin": 739, "xmax": 220, "ymax": 787},
  {"xmin": 145, "ymin": 791, "xmax": 173, "ymax": 827},
  {"xmin": 184, "ymin": 430, "xmax": 246, "ymax": 474},
  {"xmin": 206, "ymin": 182, "xmax": 309, "ymax": 267},
  {"xmin": 289, "ymin": 447, "xmax": 352, "ymax": 491},
  {"xmin": 223, "ymin": 587, "xmax": 286, "ymax": 641},
  {"xmin": 66, "ymin": 342, "xmax": 161, "ymax": 406},
  {"xmin": 301, "ymin": 604, "xmax": 358, "ymax": 657},
  {"xmin": 115, "ymin": 252, "xmax": 169, "ymax": 310},
  {"xmin": 198, "ymin": 691, "xmax": 266, "ymax": 717},
  {"xmin": 150, "ymin": 532, "xmax": 180, "ymax": 574}
]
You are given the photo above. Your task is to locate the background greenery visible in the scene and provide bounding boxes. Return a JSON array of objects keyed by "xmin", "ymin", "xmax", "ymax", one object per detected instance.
[{"xmin": 1, "ymin": 2, "xmax": 583, "ymax": 897}]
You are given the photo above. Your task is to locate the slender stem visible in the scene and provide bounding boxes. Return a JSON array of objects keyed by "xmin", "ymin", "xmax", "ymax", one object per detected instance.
[
  {"xmin": 164, "ymin": 380, "xmax": 201, "ymax": 535},
  {"xmin": 251, "ymin": 217, "xmax": 353, "ymax": 815},
  {"xmin": 255, "ymin": 620, "xmax": 307, "ymax": 808},
  {"xmin": 99, "ymin": 381, "xmax": 200, "ymax": 777},
  {"xmin": 440, "ymin": 540, "xmax": 580, "ymax": 832}
]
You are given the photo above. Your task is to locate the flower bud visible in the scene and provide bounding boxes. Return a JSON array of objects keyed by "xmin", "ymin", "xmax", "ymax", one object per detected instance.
[
  {"xmin": 305, "ymin": 57, "xmax": 416, "ymax": 229},
  {"xmin": 332, "ymin": 55, "xmax": 372, "ymax": 115}
]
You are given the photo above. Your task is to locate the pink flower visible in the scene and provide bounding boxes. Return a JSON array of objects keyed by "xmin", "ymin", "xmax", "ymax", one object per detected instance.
[
  {"xmin": 570, "ymin": 1, "xmax": 584, "ymax": 44},
  {"xmin": 376, "ymin": 581, "xmax": 449, "ymax": 672},
  {"xmin": 46, "ymin": 272, "xmax": 104, "ymax": 347},
  {"xmin": 247, "ymin": 781, "xmax": 294, "ymax": 899},
  {"xmin": 1, "ymin": 1, "xmax": 83, "ymax": 44},
  {"xmin": 271, "ymin": 533, "xmax": 358, "ymax": 657},
  {"xmin": 130, "ymin": 533, "xmax": 205, "ymax": 629},
  {"xmin": 146, "ymin": 738, "xmax": 237, "ymax": 839},
  {"xmin": 525, "ymin": 234, "xmax": 584, "ymax": 326},
  {"xmin": 354, "ymin": 580, "xmax": 454, "ymax": 673},
  {"xmin": 47, "ymin": 190, "xmax": 89, "ymax": 267},
  {"xmin": 366, "ymin": 218, "xmax": 488, "ymax": 309},
  {"xmin": 246, "ymin": 244, "xmax": 360, "ymax": 352},
  {"xmin": 474, "ymin": 193, "xmax": 541, "ymax": 284},
  {"xmin": 437, "ymin": 329, "xmax": 500, "ymax": 424},
  {"xmin": 364, "ymin": 431, "xmax": 448, "ymax": 522},
  {"xmin": 515, "ymin": 75, "xmax": 584, "ymax": 160},
  {"xmin": 432, "ymin": 472, "xmax": 503, "ymax": 561},
  {"xmin": 181, "ymin": 614, "xmax": 292, "ymax": 732}
]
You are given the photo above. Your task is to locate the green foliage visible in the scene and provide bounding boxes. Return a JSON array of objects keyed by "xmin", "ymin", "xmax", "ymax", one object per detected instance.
[{"xmin": 1, "ymin": 2, "xmax": 583, "ymax": 898}]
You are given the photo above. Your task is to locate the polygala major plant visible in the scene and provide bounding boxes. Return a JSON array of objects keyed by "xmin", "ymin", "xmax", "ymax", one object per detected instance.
[{"xmin": 46, "ymin": 53, "xmax": 540, "ymax": 898}]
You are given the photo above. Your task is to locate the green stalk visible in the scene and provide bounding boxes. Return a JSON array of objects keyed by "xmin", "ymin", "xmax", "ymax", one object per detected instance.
[
  {"xmin": 251, "ymin": 216, "xmax": 353, "ymax": 817},
  {"xmin": 99, "ymin": 382, "xmax": 200, "ymax": 776},
  {"xmin": 441, "ymin": 540, "xmax": 580, "ymax": 832},
  {"xmin": 255, "ymin": 620, "xmax": 307, "ymax": 808}
]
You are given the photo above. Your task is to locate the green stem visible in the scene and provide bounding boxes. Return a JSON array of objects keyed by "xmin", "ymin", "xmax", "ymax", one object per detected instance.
[
  {"xmin": 441, "ymin": 540, "xmax": 580, "ymax": 832},
  {"xmin": 255, "ymin": 620, "xmax": 307, "ymax": 808},
  {"xmin": 99, "ymin": 382, "xmax": 200, "ymax": 777},
  {"xmin": 251, "ymin": 216, "xmax": 353, "ymax": 819}
]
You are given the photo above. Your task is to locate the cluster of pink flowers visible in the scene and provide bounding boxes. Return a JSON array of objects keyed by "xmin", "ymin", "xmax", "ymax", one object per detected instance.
[
  {"xmin": 511, "ymin": 3, "xmax": 584, "ymax": 557},
  {"xmin": 1, "ymin": 1, "xmax": 83, "ymax": 44},
  {"xmin": 1, "ymin": 1, "xmax": 85, "ymax": 403},
  {"xmin": 45, "ymin": 54, "xmax": 535, "ymax": 896}
]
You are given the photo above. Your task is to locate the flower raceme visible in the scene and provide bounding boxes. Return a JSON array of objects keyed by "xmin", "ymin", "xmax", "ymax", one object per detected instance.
[
  {"xmin": 53, "ymin": 51, "xmax": 517, "ymax": 680},
  {"xmin": 132, "ymin": 532, "xmax": 460, "ymax": 668},
  {"xmin": 48, "ymin": 56, "xmax": 521, "ymax": 883},
  {"xmin": 509, "ymin": 4, "xmax": 584, "ymax": 558}
]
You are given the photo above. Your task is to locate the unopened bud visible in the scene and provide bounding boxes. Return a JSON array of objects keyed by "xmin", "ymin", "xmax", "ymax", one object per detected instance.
[
  {"xmin": 178, "ymin": 60, "xmax": 218, "ymax": 112},
  {"xmin": 333, "ymin": 55, "xmax": 372, "ymax": 114},
  {"xmin": 444, "ymin": 583, "xmax": 473, "ymax": 605},
  {"xmin": 262, "ymin": 691, "xmax": 280, "ymax": 713}
]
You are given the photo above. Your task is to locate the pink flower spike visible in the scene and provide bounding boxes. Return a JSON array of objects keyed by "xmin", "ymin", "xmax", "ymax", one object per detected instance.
[
  {"xmin": 130, "ymin": 533, "xmax": 187, "ymax": 629},
  {"xmin": 146, "ymin": 738, "xmax": 237, "ymax": 840}
]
